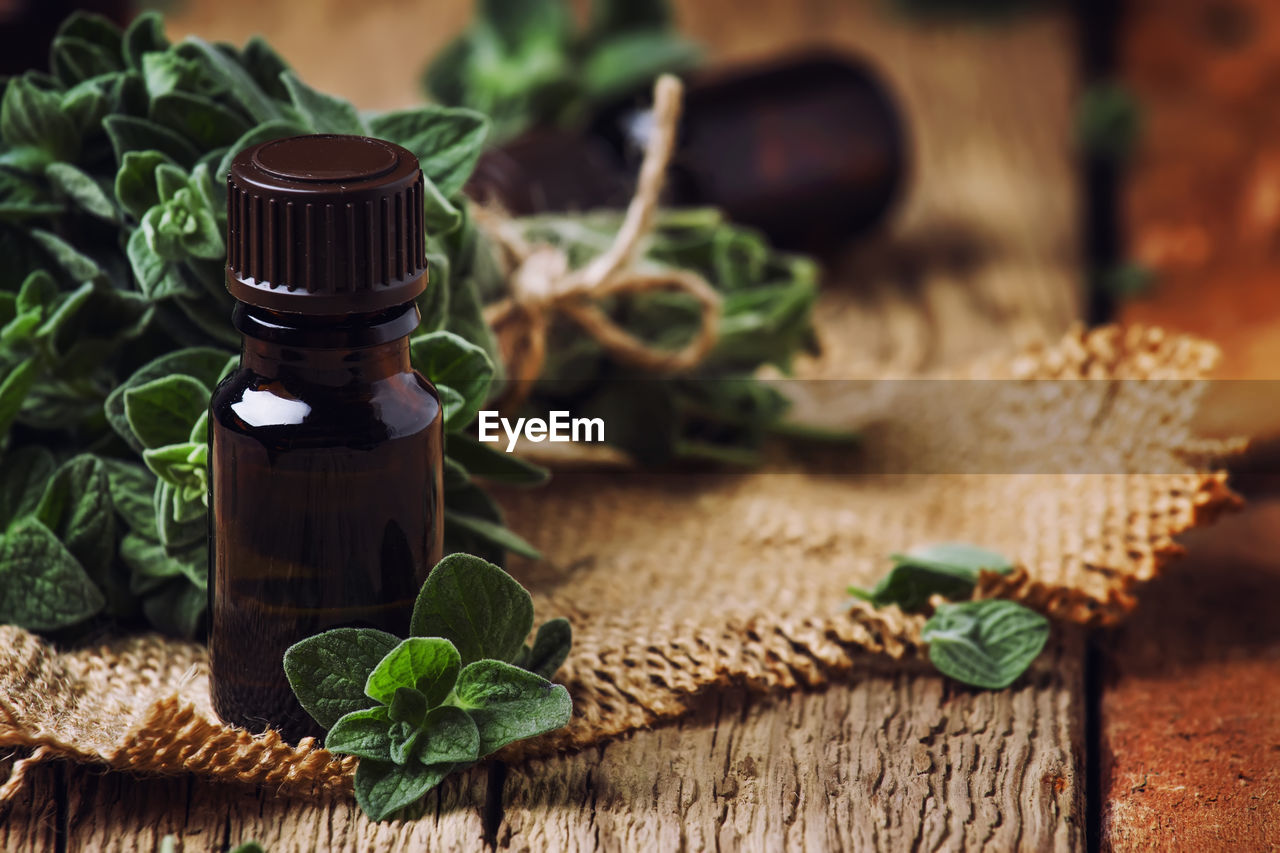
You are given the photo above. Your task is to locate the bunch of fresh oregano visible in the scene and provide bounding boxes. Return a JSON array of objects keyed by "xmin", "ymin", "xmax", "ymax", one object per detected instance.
[
  {"xmin": 0, "ymin": 10, "xmax": 826, "ymax": 639},
  {"xmin": 0, "ymin": 11, "xmax": 542, "ymax": 638},
  {"xmin": 285, "ymin": 553, "xmax": 572, "ymax": 821},
  {"xmin": 503, "ymin": 208, "xmax": 826, "ymax": 466},
  {"xmin": 850, "ymin": 544, "xmax": 1051, "ymax": 689},
  {"xmin": 425, "ymin": 0, "xmax": 701, "ymax": 145}
]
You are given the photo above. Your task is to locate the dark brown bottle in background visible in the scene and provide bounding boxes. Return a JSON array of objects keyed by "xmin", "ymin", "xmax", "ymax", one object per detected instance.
[
  {"xmin": 210, "ymin": 135, "xmax": 444, "ymax": 742},
  {"xmin": 469, "ymin": 53, "xmax": 908, "ymax": 253}
]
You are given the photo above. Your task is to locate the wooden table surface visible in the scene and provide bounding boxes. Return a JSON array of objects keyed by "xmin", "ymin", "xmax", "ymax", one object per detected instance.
[{"xmin": 2, "ymin": 2, "xmax": 1277, "ymax": 850}]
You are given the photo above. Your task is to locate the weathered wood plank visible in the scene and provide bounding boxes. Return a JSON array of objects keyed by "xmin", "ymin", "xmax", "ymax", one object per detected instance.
[
  {"xmin": 1100, "ymin": 499, "xmax": 1280, "ymax": 852},
  {"xmin": 499, "ymin": 639, "xmax": 1086, "ymax": 852},
  {"xmin": 3, "ymin": 636, "xmax": 1084, "ymax": 852},
  {"xmin": 49, "ymin": 763, "xmax": 488, "ymax": 852},
  {"xmin": 0, "ymin": 755, "xmax": 59, "ymax": 852}
]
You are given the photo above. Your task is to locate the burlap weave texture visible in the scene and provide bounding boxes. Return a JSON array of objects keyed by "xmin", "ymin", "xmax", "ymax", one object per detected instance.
[{"xmin": 0, "ymin": 325, "xmax": 1240, "ymax": 802}]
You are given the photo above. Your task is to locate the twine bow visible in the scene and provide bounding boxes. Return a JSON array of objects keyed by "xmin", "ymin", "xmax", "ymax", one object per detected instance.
[{"xmin": 479, "ymin": 75, "xmax": 722, "ymax": 409}]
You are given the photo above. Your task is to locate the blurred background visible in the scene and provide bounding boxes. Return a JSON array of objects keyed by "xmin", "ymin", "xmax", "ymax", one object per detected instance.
[{"xmin": 4, "ymin": 0, "xmax": 1277, "ymax": 433}]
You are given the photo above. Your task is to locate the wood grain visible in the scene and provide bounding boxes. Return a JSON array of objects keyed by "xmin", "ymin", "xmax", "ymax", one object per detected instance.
[
  {"xmin": 498, "ymin": 642, "xmax": 1086, "ymax": 853},
  {"xmin": 0, "ymin": 757, "xmax": 58, "ymax": 852},
  {"xmin": 1, "ymin": 637, "xmax": 1084, "ymax": 852}
]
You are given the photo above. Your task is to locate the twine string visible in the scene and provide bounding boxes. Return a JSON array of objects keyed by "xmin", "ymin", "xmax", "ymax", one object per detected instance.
[{"xmin": 479, "ymin": 75, "xmax": 722, "ymax": 407}]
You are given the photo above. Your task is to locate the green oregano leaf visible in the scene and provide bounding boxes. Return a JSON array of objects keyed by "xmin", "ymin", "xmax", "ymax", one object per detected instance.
[
  {"xmin": 367, "ymin": 106, "xmax": 488, "ymax": 196},
  {"xmin": 849, "ymin": 543, "xmax": 1014, "ymax": 612},
  {"xmin": 890, "ymin": 543, "xmax": 1014, "ymax": 575},
  {"xmin": 364, "ymin": 637, "xmax": 461, "ymax": 708},
  {"xmin": 0, "ymin": 357, "xmax": 39, "ymax": 438},
  {"xmin": 283, "ymin": 628, "xmax": 401, "ymax": 729},
  {"xmin": 28, "ymin": 228, "xmax": 102, "ymax": 282},
  {"xmin": 150, "ymin": 91, "xmax": 252, "ymax": 150},
  {"xmin": 101, "ymin": 459, "xmax": 158, "ymax": 536},
  {"xmin": 353, "ymin": 758, "xmax": 453, "ymax": 822},
  {"xmin": 123, "ymin": 374, "xmax": 211, "ymax": 449},
  {"xmin": 0, "ymin": 516, "xmax": 105, "ymax": 631},
  {"xmin": 140, "ymin": 574, "xmax": 207, "ymax": 640},
  {"xmin": 387, "ymin": 686, "xmax": 430, "ymax": 728},
  {"xmin": 525, "ymin": 617, "xmax": 572, "ymax": 679},
  {"xmin": 106, "ymin": 348, "xmax": 232, "ymax": 454},
  {"xmin": 123, "ymin": 11, "xmax": 170, "ymax": 72},
  {"xmin": 35, "ymin": 454, "xmax": 116, "ymax": 580},
  {"xmin": 325, "ymin": 705, "xmax": 393, "ymax": 762},
  {"xmin": 0, "ymin": 74, "xmax": 78, "ymax": 161},
  {"xmin": 121, "ymin": 533, "xmax": 206, "ymax": 592},
  {"xmin": 921, "ymin": 600, "xmax": 1050, "ymax": 690},
  {"xmin": 388, "ymin": 720, "xmax": 423, "ymax": 765},
  {"xmin": 0, "ymin": 445, "xmax": 56, "ymax": 530},
  {"xmin": 116, "ymin": 150, "xmax": 178, "ymax": 221},
  {"xmin": 280, "ymin": 71, "xmax": 366, "ymax": 136},
  {"xmin": 105, "ymin": 114, "xmax": 201, "ymax": 168},
  {"xmin": 239, "ymin": 35, "xmax": 292, "ymax": 100},
  {"xmin": 443, "ymin": 509, "xmax": 542, "ymax": 561},
  {"xmin": 45, "ymin": 163, "xmax": 119, "ymax": 223},
  {"xmin": 408, "ymin": 553, "xmax": 534, "ymax": 666},
  {"xmin": 417, "ymin": 705, "xmax": 481, "ymax": 765},
  {"xmin": 179, "ymin": 37, "xmax": 284, "ymax": 125},
  {"xmin": 445, "ymin": 433, "xmax": 549, "ymax": 486},
  {"xmin": 452, "ymin": 659, "xmax": 573, "ymax": 756}
]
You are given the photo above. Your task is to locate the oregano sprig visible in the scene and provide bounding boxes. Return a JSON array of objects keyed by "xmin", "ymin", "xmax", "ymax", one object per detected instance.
[
  {"xmin": 850, "ymin": 543, "xmax": 1049, "ymax": 690},
  {"xmin": 283, "ymin": 553, "xmax": 573, "ymax": 821}
]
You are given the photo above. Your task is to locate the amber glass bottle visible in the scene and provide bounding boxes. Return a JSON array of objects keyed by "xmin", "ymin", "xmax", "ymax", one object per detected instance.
[
  {"xmin": 209, "ymin": 135, "xmax": 443, "ymax": 742},
  {"xmin": 468, "ymin": 53, "xmax": 907, "ymax": 252}
]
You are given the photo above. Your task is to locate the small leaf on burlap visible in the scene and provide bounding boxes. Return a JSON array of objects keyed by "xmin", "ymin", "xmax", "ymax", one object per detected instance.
[{"xmin": 284, "ymin": 628, "xmax": 400, "ymax": 729}]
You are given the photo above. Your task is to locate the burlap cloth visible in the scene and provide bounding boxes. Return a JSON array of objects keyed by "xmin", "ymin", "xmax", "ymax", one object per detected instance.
[{"xmin": 0, "ymin": 324, "xmax": 1241, "ymax": 803}]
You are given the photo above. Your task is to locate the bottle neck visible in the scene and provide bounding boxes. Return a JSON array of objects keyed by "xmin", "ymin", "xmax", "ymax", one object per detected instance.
[{"xmin": 234, "ymin": 302, "xmax": 419, "ymax": 386}]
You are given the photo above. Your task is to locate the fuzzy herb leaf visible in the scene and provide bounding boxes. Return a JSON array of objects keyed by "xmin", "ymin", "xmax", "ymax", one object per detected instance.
[
  {"xmin": 921, "ymin": 600, "xmax": 1049, "ymax": 690},
  {"xmin": 0, "ymin": 357, "xmax": 39, "ymax": 438},
  {"xmin": 179, "ymin": 37, "xmax": 283, "ymax": 124},
  {"xmin": 409, "ymin": 554, "xmax": 534, "ymax": 666},
  {"xmin": 453, "ymin": 659, "xmax": 573, "ymax": 755},
  {"xmin": 123, "ymin": 374, "xmax": 211, "ymax": 449},
  {"xmin": 106, "ymin": 348, "xmax": 230, "ymax": 454},
  {"xmin": 115, "ymin": 150, "xmax": 177, "ymax": 220},
  {"xmin": 525, "ymin": 617, "xmax": 572, "ymax": 679},
  {"xmin": 123, "ymin": 12, "xmax": 169, "ymax": 72},
  {"xmin": 326, "ymin": 706, "xmax": 394, "ymax": 762},
  {"xmin": 281, "ymin": 71, "xmax": 365, "ymax": 135},
  {"xmin": 445, "ymin": 433, "xmax": 549, "ymax": 486},
  {"xmin": 283, "ymin": 628, "xmax": 401, "ymax": 729},
  {"xmin": 150, "ymin": 91, "xmax": 252, "ymax": 150},
  {"xmin": 0, "ymin": 446, "xmax": 55, "ymax": 530},
  {"xmin": 408, "ymin": 331, "xmax": 494, "ymax": 431},
  {"xmin": 367, "ymin": 106, "xmax": 488, "ymax": 196},
  {"xmin": 45, "ymin": 163, "xmax": 119, "ymax": 223},
  {"xmin": 364, "ymin": 637, "xmax": 462, "ymax": 708},
  {"xmin": 418, "ymin": 705, "xmax": 481, "ymax": 765},
  {"xmin": 354, "ymin": 759, "xmax": 454, "ymax": 822},
  {"xmin": 849, "ymin": 544, "xmax": 1014, "ymax": 612},
  {"xmin": 105, "ymin": 114, "xmax": 200, "ymax": 167},
  {"xmin": 35, "ymin": 454, "xmax": 115, "ymax": 580},
  {"xmin": 0, "ymin": 517, "xmax": 105, "ymax": 630},
  {"xmin": 1, "ymin": 75, "xmax": 78, "ymax": 161}
]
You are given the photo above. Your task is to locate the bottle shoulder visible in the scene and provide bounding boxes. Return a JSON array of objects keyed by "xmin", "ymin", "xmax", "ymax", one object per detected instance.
[{"xmin": 211, "ymin": 367, "xmax": 441, "ymax": 441}]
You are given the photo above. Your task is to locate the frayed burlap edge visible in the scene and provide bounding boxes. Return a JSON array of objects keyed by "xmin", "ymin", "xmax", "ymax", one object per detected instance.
[{"xmin": 0, "ymin": 325, "xmax": 1244, "ymax": 803}]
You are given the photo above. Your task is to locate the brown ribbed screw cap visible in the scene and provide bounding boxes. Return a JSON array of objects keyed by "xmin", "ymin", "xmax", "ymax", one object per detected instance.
[{"xmin": 226, "ymin": 134, "xmax": 427, "ymax": 314}]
